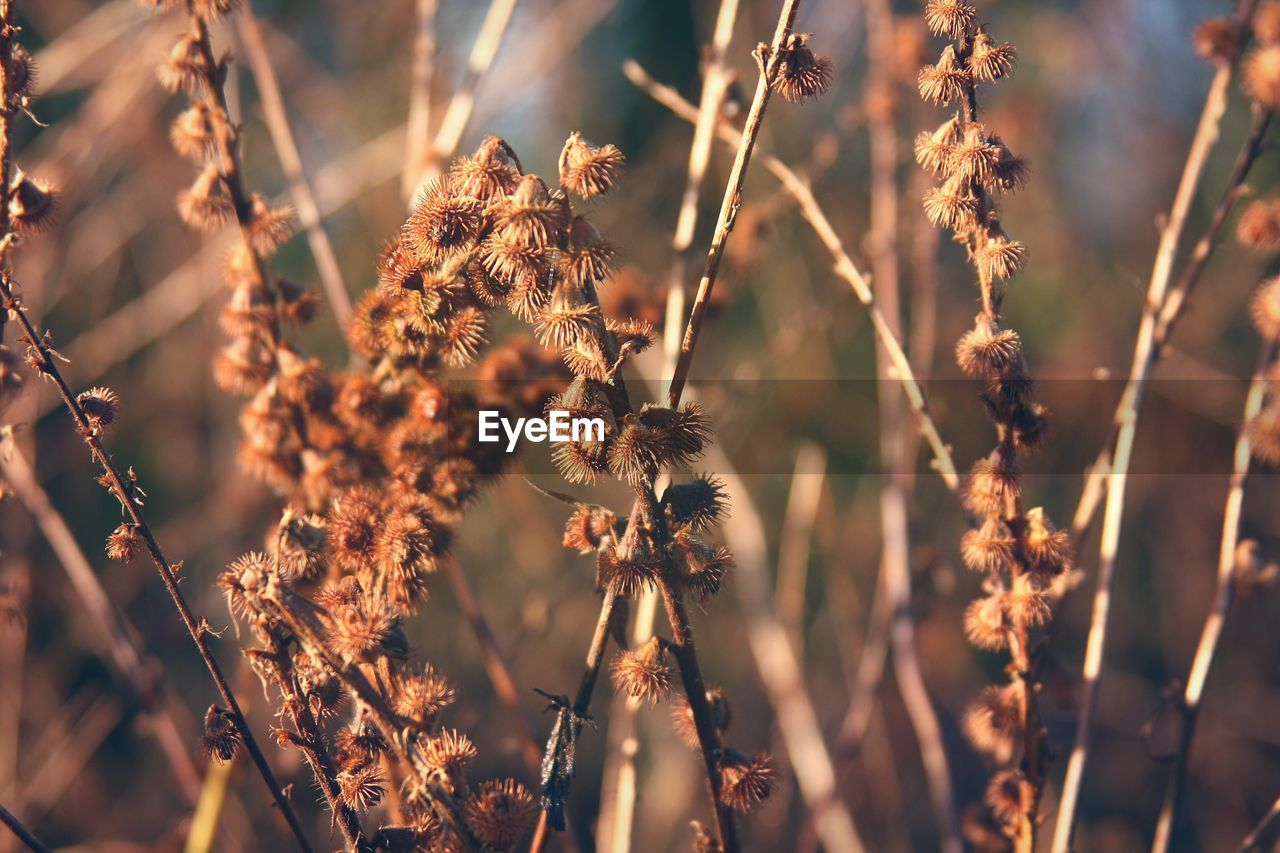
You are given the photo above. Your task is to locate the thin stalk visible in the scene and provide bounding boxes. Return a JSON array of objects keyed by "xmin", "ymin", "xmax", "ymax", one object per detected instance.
[
  {"xmin": 1051, "ymin": 42, "xmax": 1268, "ymax": 848},
  {"xmin": 623, "ymin": 60, "xmax": 961, "ymax": 495},
  {"xmin": 665, "ymin": 0, "xmax": 802, "ymax": 408},
  {"xmin": 1151, "ymin": 339, "xmax": 1280, "ymax": 852},
  {"xmin": 0, "ymin": 801, "xmax": 50, "ymax": 853},
  {"xmin": 236, "ymin": 6, "xmax": 353, "ymax": 327},
  {"xmin": 0, "ymin": 276, "xmax": 312, "ymax": 853},
  {"xmin": 0, "ymin": 435, "xmax": 203, "ymax": 804},
  {"xmin": 1240, "ymin": 795, "xmax": 1280, "ymax": 851},
  {"xmin": 403, "ymin": 0, "xmax": 439, "ymax": 199}
]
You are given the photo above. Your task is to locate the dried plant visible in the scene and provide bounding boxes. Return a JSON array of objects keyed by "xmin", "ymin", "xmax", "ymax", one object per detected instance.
[{"xmin": 914, "ymin": 4, "xmax": 1066, "ymax": 850}]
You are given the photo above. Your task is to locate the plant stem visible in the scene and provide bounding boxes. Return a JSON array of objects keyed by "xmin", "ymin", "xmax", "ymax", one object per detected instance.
[
  {"xmin": 1151, "ymin": 339, "xmax": 1280, "ymax": 852},
  {"xmin": 0, "ymin": 276, "xmax": 312, "ymax": 853},
  {"xmin": 665, "ymin": 0, "xmax": 802, "ymax": 409},
  {"xmin": 0, "ymin": 801, "xmax": 50, "ymax": 853}
]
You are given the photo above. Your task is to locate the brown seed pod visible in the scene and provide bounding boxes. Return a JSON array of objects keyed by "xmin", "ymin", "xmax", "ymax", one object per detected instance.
[
  {"xmin": 610, "ymin": 636, "xmax": 672, "ymax": 703},
  {"xmin": 559, "ymin": 132, "xmax": 625, "ymax": 200}
]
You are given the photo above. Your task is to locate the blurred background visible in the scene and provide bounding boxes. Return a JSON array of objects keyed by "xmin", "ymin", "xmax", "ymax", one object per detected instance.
[{"xmin": 3, "ymin": 0, "xmax": 1280, "ymax": 850}]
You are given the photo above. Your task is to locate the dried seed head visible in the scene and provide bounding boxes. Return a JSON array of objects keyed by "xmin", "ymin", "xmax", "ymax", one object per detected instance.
[
  {"xmin": 962, "ymin": 453, "xmax": 1021, "ymax": 516},
  {"xmin": 608, "ymin": 318, "xmax": 656, "ymax": 355},
  {"xmin": 106, "ymin": 523, "xmax": 142, "ymax": 563},
  {"xmin": 774, "ymin": 34, "xmax": 834, "ymax": 103},
  {"xmin": 328, "ymin": 487, "xmax": 383, "ymax": 571},
  {"xmin": 9, "ymin": 45, "xmax": 35, "ymax": 101},
  {"xmin": 984, "ymin": 769, "xmax": 1029, "ymax": 826},
  {"xmin": 1244, "ymin": 45, "xmax": 1280, "ymax": 109},
  {"xmin": 963, "ymin": 594, "xmax": 1008, "ymax": 651},
  {"xmin": 179, "ymin": 163, "xmax": 234, "ymax": 232},
  {"xmin": 1252, "ymin": 277, "xmax": 1280, "ymax": 339},
  {"xmin": 1007, "ymin": 571, "xmax": 1051, "ymax": 629},
  {"xmin": 672, "ymin": 687, "xmax": 732, "ymax": 749},
  {"xmin": 561, "ymin": 216, "xmax": 616, "ymax": 287},
  {"xmin": 975, "ymin": 223, "xmax": 1027, "ymax": 281},
  {"xmin": 562, "ymin": 504, "xmax": 617, "ymax": 553},
  {"xmin": 419, "ymin": 728, "xmax": 478, "ymax": 785},
  {"xmin": 1257, "ymin": 4, "xmax": 1280, "ymax": 46},
  {"xmin": 608, "ymin": 416, "xmax": 668, "ymax": 486},
  {"xmin": 914, "ymin": 116, "xmax": 963, "ymax": 176},
  {"xmin": 968, "ymin": 28, "xmax": 1017, "ymax": 83},
  {"xmin": 327, "ymin": 597, "xmax": 398, "ymax": 663},
  {"xmin": 960, "ymin": 515, "xmax": 1015, "ymax": 573},
  {"xmin": 1248, "ymin": 402, "xmax": 1280, "ymax": 465},
  {"xmin": 77, "ymin": 386, "xmax": 120, "ymax": 432},
  {"xmin": 1021, "ymin": 507, "xmax": 1072, "ymax": 574},
  {"xmin": 248, "ymin": 194, "xmax": 297, "ymax": 255},
  {"xmin": 1238, "ymin": 199, "xmax": 1280, "ymax": 251},
  {"xmin": 947, "ymin": 125, "xmax": 1002, "ymax": 185},
  {"xmin": 925, "ymin": 0, "xmax": 976, "ymax": 39},
  {"xmin": 990, "ymin": 135, "xmax": 1030, "ymax": 191},
  {"xmin": 610, "ymin": 636, "xmax": 672, "ymax": 703},
  {"xmin": 536, "ymin": 280, "xmax": 603, "ymax": 349},
  {"xmin": 1195, "ymin": 17, "xmax": 1239, "ymax": 63},
  {"xmin": 453, "ymin": 136, "xmax": 522, "ymax": 202},
  {"xmin": 598, "ymin": 534, "xmax": 662, "ymax": 599},
  {"xmin": 201, "ymin": 705, "xmax": 241, "ymax": 764},
  {"xmin": 462, "ymin": 779, "xmax": 537, "ymax": 851},
  {"xmin": 663, "ymin": 474, "xmax": 729, "ymax": 533},
  {"xmin": 9, "ymin": 171, "xmax": 58, "ymax": 233},
  {"xmin": 923, "ymin": 174, "xmax": 981, "ymax": 231},
  {"xmin": 918, "ymin": 45, "xmax": 971, "ymax": 107},
  {"xmin": 956, "ymin": 315, "xmax": 1022, "ymax": 378},
  {"xmin": 552, "ymin": 439, "xmax": 609, "ymax": 485},
  {"xmin": 338, "ymin": 765, "xmax": 386, "ymax": 812},
  {"xmin": 403, "ymin": 177, "xmax": 480, "ymax": 264},
  {"xmin": 720, "ymin": 752, "xmax": 776, "ymax": 813},
  {"xmin": 559, "ymin": 132, "xmax": 625, "ymax": 199},
  {"xmin": 158, "ymin": 31, "xmax": 207, "ymax": 93},
  {"xmin": 962, "ymin": 684, "xmax": 1021, "ymax": 762}
]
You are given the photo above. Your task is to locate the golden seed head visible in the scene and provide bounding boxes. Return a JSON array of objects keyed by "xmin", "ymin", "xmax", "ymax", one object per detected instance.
[
  {"xmin": 774, "ymin": 34, "xmax": 834, "ymax": 103},
  {"xmin": 963, "ymin": 594, "xmax": 1008, "ymax": 651},
  {"xmin": 719, "ymin": 752, "xmax": 776, "ymax": 813},
  {"xmin": 1244, "ymin": 45, "xmax": 1280, "ymax": 109},
  {"xmin": 77, "ymin": 386, "xmax": 120, "ymax": 431},
  {"xmin": 610, "ymin": 636, "xmax": 672, "ymax": 703},
  {"xmin": 461, "ymin": 779, "xmax": 537, "ymax": 851},
  {"xmin": 918, "ymin": 45, "xmax": 971, "ymax": 107},
  {"xmin": 925, "ymin": 0, "xmax": 977, "ymax": 39},
  {"xmin": 559, "ymin": 133, "xmax": 625, "ymax": 200}
]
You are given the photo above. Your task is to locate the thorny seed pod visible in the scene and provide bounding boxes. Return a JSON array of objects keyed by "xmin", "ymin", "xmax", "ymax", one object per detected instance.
[
  {"xmin": 719, "ymin": 752, "xmax": 776, "ymax": 813},
  {"xmin": 924, "ymin": 0, "xmax": 977, "ymax": 39},
  {"xmin": 403, "ymin": 176, "xmax": 481, "ymax": 264},
  {"xmin": 178, "ymin": 163, "xmax": 234, "ymax": 232},
  {"xmin": 1250, "ymin": 277, "xmax": 1280, "ymax": 341},
  {"xmin": 559, "ymin": 133, "xmax": 625, "ymax": 200},
  {"xmin": 774, "ymin": 33, "xmax": 834, "ymax": 103},
  {"xmin": 1007, "ymin": 571, "xmax": 1051, "ymax": 629},
  {"xmin": 672, "ymin": 687, "xmax": 732, "ymax": 749},
  {"xmin": 393, "ymin": 665, "xmax": 456, "ymax": 727},
  {"xmin": 961, "ymin": 516, "xmax": 1016, "ymax": 573},
  {"xmin": 77, "ymin": 386, "xmax": 120, "ymax": 432},
  {"xmin": 9, "ymin": 45, "xmax": 35, "ymax": 101},
  {"xmin": 610, "ymin": 636, "xmax": 672, "ymax": 703},
  {"xmin": 968, "ymin": 28, "xmax": 1017, "ymax": 83},
  {"xmin": 963, "ymin": 684, "xmax": 1021, "ymax": 763},
  {"xmin": 9, "ymin": 170, "xmax": 58, "ymax": 233},
  {"xmin": 201, "ymin": 705, "xmax": 241, "ymax": 763},
  {"xmin": 562, "ymin": 504, "xmax": 617, "ymax": 554},
  {"xmin": 1258, "ymin": 4, "xmax": 1280, "ymax": 45},
  {"xmin": 158, "ymin": 32, "xmax": 207, "ymax": 93},
  {"xmin": 462, "ymin": 779, "xmax": 538, "ymax": 851},
  {"xmin": 1238, "ymin": 199, "xmax": 1280, "ymax": 251},
  {"xmin": 923, "ymin": 173, "xmax": 981, "ymax": 230},
  {"xmin": 337, "ymin": 765, "xmax": 386, "ymax": 812},
  {"xmin": 105, "ymin": 523, "xmax": 142, "ymax": 563},
  {"xmin": 597, "ymin": 526, "xmax": 662, "ymax": 598},
  {"xmin": 247, "ymin": 194, "xmax": 297, "ymax": 255},
  {"xmin": 536, "ymin": 279, "xmax": 603, "ymax": 349},
  {"xmin": 947, "ymin": 125, "xmax": 1002, "ymax": 185},
  {"xmin": 170, "ymin": 103, "xmax": 216, "ymax": 159},
  {"xmin": 1244, "ymin": 45, "xmax": 1280, "ymax": 109},
  {"xmin": 561, "ymin": 216, "xmax": 616, "ymax": 287},
  {"xmin": 418, "ymin": 728, "xmax": 478, "ymax": 790},
  {"xmin": 914, "ymin": 115, "xmax": 963, "ymax": 176},
  {"xmin": 553, "ymin": 439, "xmax": 610, "ymax": 485},
  {"xmin": 454, "ymin": 136, "xmax": 522, "ymax": 202},
  {"xmin": 984, "ymin": 769, "xmax": 1030, "ymax": 826},
  {"xmin": 1021, "ymin": 507, "xmax": 1071, "ymax": 574},
  {"xmin": 1195, "ymin": 17, "xmax": 1239, "ymax": 63},
  {"xmin": 918, "ymin": 45, "xmax": 971, "ymax": 107},
  {"xmin": 1248, "ymin": 403, "xmax": 1280, "ymax": 465},
  {"xmin": 956, "ymin": 315, "xmax": 1021, "ymax": 378},
  {"xmin": 964, "ymin": 594, "xmax": 1009, "ymax": 651},
  {"xmin": 974, "ymin": 222, "xmax": 1027, "ymax": 281},
  {"xmin": 962, "ymin": 453, "xmax": 1021, "ymax": 516},
  {"xmin": 663, "ymin": 474, "xmax": 729, "ymax": 533}
]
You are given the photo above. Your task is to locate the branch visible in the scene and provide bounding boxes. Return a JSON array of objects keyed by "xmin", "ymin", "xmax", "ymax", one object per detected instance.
[{"xmin": 0, "ymin": 800, "xmax": 51, "ymax": 853}]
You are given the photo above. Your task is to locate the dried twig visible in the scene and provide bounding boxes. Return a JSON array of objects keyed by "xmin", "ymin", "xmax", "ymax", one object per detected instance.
[
  {"xmin": 623, "ymin": 60, "xmax": 961, "ymax": 494},
  {"xmin": 1151, "ymin": 337, "xmax": 1280, "ymax": 852},
  {"xmin": 403, "ymin": 0, "xmax": 438, "ymax": 199},
  {"xmin": 1052, "ymin": 30, "xmax": 1271, "ymax": 843},
  {"xmin": 236, "ymin": 4, "xmax": 353, "ymax": 327},
  {"xmin": 0, "ymin": 800, "xmax": 51, "ymax": 853}
]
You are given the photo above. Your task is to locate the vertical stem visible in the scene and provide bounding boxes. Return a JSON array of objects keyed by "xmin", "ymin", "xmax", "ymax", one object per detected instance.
[{"xmin": 404, "ymin": 0, "xmax": 439, "ymax": 199}]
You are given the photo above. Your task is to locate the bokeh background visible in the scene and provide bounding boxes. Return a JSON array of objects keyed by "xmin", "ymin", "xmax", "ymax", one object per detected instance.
[{"xmin": 3, "ymin": 0, "xmax": 1280, "ymax": 850}]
